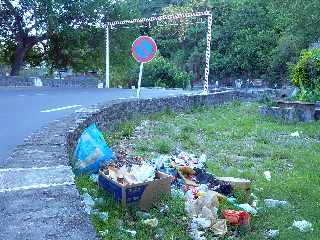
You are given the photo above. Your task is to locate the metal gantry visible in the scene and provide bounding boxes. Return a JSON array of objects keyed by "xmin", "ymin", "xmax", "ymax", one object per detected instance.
[{"xmin": 105, "ymin": 11, "xmax": 213, "ymax": 94}]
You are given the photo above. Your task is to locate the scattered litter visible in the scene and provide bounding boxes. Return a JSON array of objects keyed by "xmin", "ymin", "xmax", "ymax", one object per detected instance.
[
  {"xmin": 185, "ymin": 190, "xmax": 219, "ymax": 219},
  {"xmin": 215, "ymin": 177, "xmax": 251, "ymax": 194},
  {"xmin": 74, "ymin": 124, "xmax": 113, "ymax": 174},
  {"xmin": 155, "ymin": 228, "xmax": 165, "ymax": 239},
  {"xmin": 136, "ymin": 211, "xmax": 151, "ymax": 219},
  {"xmin": 173, "ymin": 151, "xmax": 207, "ymax": 169},
  {"xmin": 94, "ymin": 211, "xmax": 108, "ymax": 221},
  {"xmin": 222, "ymin": 210, "xmax": 251, "ymax": 226},
  {"xmin": 94, "ymin": 197, "xmax": 105, "ymax": 206},
  {"xmin": 264, "ymin": 199, "xmax": 289, "ymax": 208},
  {"xmin": 131, "ymin": 164, "xmax": 156, "ymax": 183},
  {"xmin": 90, "ymin": 174, "xmax": 99, "ymax": 183},
  {"xmin": 264, "ymin": 229, "xmax": 279, "ymax": 239},
  {"xmin": 143, "ymin": 218, "xmax": 159, "ymax": 227},
  {"xmin": 99, "ymin": 230, "xmax": 109, "ymax": 237},
  {"xmin": 123, "ymin": 229, "xmax": 137, "ymax": 237},
  {"xmin": 102, "ymin": 164, "xmax": 155, "ymax": 185},
  {"xmin": 227, "ymin": 198, "xmax": 257, "ymax": 215},
  {"xmin": 252, "ymin": 200, "xmax": 258, "ymax": 208},
  {"xmin": 96, "ymin": 149, "xmax": 258, "ymax": 239},
  {"xmin": 81, "ymin": 192, "xmax": 95, "ymax": 214},
  {"xmin": 264, "ymin": 171, "xmax": 272, "ymax": 181},
  {"xmin": 186, "ymin": 189, "xmax": 222, "ymax": 239},
  {"xmin": 189, "ymin": 229, "xmax": 206, "ymax": 240},
  {"xmin": 171, "ymin": 187, "xmax": 184, "ymax": 197},
  {"xmin": 160, "ymin": 204, "xmax": 169, "ymax": 214},
  {"xmin": 235, "ymin": 203, "xmax": 258, "ymax": 215},
  {"xmin": 153, "ymin": 155, "xmax": 171, "ymax": 170},
  {"xmin": 192, "ymin": 217, "xmax": 212, "ymax": 229},
  {"xmin": 290, "ymin": 131, "xmax": 300, "ymax": 137},
  {"xmin": 99, "ymin": 169, "xmax": 172, "ymax": 210},
  {"xmin": 292, "ymin": 220, "xmax": 313, "ymax": 232},
  {"xmin": 211, "ymin": 219, "xmax": 228, "ymax": 237}
]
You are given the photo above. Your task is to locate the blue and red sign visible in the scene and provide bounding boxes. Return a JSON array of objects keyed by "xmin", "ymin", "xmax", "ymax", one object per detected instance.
[{"xmin": 131, "ymin": 36, "xmax": 157, "ymax": 63}]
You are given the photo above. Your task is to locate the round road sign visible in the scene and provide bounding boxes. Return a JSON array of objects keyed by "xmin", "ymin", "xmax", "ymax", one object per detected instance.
[{"xmin": 131, "ymin": 36, "xmax": 157, "ymax": 63}]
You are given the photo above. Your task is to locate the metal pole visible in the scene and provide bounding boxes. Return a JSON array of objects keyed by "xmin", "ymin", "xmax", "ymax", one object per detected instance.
[
  {"xmin": 204, "ymin": 14, "xmax": 212, "ymax": 94},
  {"xmin": 105, "ymin": 26, "xmax": 110, "ymax": 88},
  {"xmin": 137, "ymin": 62, "xmax": 144, "ymax": 98}
]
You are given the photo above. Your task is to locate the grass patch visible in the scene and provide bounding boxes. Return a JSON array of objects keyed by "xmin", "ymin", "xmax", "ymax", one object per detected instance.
[
  {"xmin": 75, "ymin": 101, "xmax": 320, "ymax": 239},
  {"xmin": 75, "ymin": 175, "xmax": 190, "ymax": 240}
]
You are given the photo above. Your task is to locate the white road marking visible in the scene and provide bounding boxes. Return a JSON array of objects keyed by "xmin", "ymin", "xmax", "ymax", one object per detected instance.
[
  {"xmin": 41, "ymin": 104, "xmax": 82, "ymax": 113},
  {"xmin": 117, "ymin": 97, "xmax": 136, "ymax": 100},
  {"xmin": 35, "ymin": 93, "xmax": 46, "ymax": 96},
  {"xmin": 0, "ymin": 165, "xmax": 70, "ymax": 172},
  {"xmin": 0, "ymin": 182, "xmax": 74, "ymax": 193},
  {"xmin": 18, "ymin": 94, "xmax": 26, "ymax": 97},
  {"xmin": 0, "ymin": 165, "xmax": 74, "ymax": 193}
]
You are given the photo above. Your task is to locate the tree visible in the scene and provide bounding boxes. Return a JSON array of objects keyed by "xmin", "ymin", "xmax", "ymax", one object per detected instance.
[
  {"xmin": 150, "ymin": 0, "xmax": 208, "ymax": 84},
  {"xmin": 0, "ymin": 0, "xmax": 109, "ymax": 76}
]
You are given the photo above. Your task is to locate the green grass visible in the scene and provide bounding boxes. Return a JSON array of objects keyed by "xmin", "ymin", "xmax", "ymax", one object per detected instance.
[
  {"xmin": 75, "ymin": 175, "xmax": 190, "ymax": 239},
  {"xmin": 75, "ymin": 101, "xmax": 320, "ymax": 239}
]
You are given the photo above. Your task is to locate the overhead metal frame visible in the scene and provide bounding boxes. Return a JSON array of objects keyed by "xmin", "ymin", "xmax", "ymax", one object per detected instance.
[{"xmin": 105, "ymin": 11, "xmax": 213, "ymax": 94}]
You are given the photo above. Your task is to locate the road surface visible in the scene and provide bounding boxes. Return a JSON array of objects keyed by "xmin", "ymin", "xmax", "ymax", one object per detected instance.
[{"xmin": 0, "ymin": 87, "xmax": 190, "ymax": 163}]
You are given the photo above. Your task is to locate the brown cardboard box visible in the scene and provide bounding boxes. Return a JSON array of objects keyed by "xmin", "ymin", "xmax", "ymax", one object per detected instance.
[
  {"xmin": 98, "ymin": 170, "xmax": 172, "ymax": 210},
  {"xmin": 216, "ymin": 176, "xmax": 251, "ymax": 199}
]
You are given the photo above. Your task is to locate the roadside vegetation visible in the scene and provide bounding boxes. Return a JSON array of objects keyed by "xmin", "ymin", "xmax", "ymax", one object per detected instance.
[
  {"xmin": 1, "ymin": 0, "xmax": 320, "ymax": 89},
  {"xmin": 75, "ymin": 101, "xmax": 320, "ymax": 239}
]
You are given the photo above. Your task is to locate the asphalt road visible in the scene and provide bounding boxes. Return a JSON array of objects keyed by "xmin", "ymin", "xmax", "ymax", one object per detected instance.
[{"xmin": 0, "ymin": 87, "xmax": 190, "ymax": 163}]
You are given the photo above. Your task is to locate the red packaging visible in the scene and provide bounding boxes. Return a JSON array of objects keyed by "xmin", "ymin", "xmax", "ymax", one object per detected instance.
[{"xmin": 222, "ymin": 210, "xmax": 251, "ymax": 226}]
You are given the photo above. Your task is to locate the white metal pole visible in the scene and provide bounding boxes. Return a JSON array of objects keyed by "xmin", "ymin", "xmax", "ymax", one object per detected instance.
[
  {"xmin": 204, "ymin": 14, "xmax": 212, "ymax": 94},
  {"xmin": 105, "ymin": 26, "xmax": 110, "ymax": 88},
  {"xmin": 137, "ymin": 62, "xmax": 144, "ymax": 98}
]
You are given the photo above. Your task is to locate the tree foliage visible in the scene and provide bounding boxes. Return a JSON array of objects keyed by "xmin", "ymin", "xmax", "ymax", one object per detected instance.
[
  {"xmin": 291, "ymin": 48, "xmax": 320, "ymax": 101},
  {"xmin": 125, "ymin": 55, "xmax": 192, "ymax": 88},
  {"xmin": 0, "ymin": 0, "xmax": 110, "ymax": 75},
  {"xmin": 1, "ymin": 0, "xmax": 320, "ymax": 88}
]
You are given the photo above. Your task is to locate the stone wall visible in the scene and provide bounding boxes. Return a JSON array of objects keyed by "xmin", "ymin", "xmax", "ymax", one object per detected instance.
[
  {"xmin": 0, "ymin": 75, "xmax": 101, "ymax": 88},
  {"xmin": 0, "ymin": 76, "xmax": 34, "ymax": 87},
  {"xmin": 66, "ymin": 89, "xmax": 281, "ymax": 152},
  {"xmin": 259, "ymin": 100, "xmax": 320, "ymax": 122}
]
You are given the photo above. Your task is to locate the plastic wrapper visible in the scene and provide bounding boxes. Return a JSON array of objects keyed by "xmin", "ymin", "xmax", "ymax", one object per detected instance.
[
  {"xmin": 222, "ymin": 210, "xmax": 250, "ymax": 226},
  {"xmin": 74, "ymin": 124, "xmax": 112, "ymax": 174}
]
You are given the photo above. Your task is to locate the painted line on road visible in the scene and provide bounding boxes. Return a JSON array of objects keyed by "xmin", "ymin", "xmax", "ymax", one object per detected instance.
[
  {"xmin": 35, "ymin": 93, "xmax": 47, "ymax": 96},
  {"xmin": 0, "ymin": 165, "xmax": 74, "ymax": 193},
  {"xmin": 18, "ymin": 94, "xmax": 26, "ymax": 97},
  {"xmin": 0, "ymin": 182, "xmax": 75, "ymax": 193},
  {"xmin": 117, "ymin": 97, "xmax": 136, "ymax": 100},
  {"xmin": 0, "ymin": 165, "xmax": 71, "ymax": 172},
  {"xmin": 41, "ymin": 105, "xmax": 82, "ymax": 113}
]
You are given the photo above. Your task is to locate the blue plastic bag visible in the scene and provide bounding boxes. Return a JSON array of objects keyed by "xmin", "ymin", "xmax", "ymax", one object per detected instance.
[{"xmin": 74, "ymin": 123, "xmax": 112, "ymax": 174}]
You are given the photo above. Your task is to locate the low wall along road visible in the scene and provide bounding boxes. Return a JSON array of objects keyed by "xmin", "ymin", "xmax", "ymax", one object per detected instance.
[{"xmin": 0, "ymin": 76, "xmax": 101, "ymax": 88}]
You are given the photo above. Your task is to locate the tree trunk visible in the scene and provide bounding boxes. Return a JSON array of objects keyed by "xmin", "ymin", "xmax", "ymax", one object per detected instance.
[{"xmin": 10, "ymin": 41, "xmax": 36, "ymax": 76}]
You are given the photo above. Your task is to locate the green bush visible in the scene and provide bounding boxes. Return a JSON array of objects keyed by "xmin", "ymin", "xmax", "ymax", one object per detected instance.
[
  {"xmin": 291, "ymin": 48, "xmax": 320, "ymax": 101},
  {"xmin": 126, "ymin": 55, "xmax": 192, "ymax": 89}
]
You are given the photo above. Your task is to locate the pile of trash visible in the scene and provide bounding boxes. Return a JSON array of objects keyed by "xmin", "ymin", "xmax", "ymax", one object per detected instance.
[
  {"xmin": 75, "ymin": 124, "xmax": 313, "ymax": 239},
  {"xmin": 101, "ymin": 164, "xmax": 156, "ymax": 186},
  {"xmin": 150, "ymin": 151, "xmax": 256, "ymax": 239},
  {"xmin": 97, "ymin": 149, "xmax": 256, "ymax": 239}
]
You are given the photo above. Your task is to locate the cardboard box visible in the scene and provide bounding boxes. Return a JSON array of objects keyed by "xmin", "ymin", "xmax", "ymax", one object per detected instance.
[
  {"xmin": 98, "ymin": 170, "xmax": 172, "ymax": 210},
  {"xmin": 216, "ymin": 177, "xmax": 251, "ymax": 200}
]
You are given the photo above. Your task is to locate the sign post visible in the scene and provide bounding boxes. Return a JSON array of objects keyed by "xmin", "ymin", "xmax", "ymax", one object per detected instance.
[
  {"xmin": 105, "ymin": 26, "xmax": 110, "ymax": 88},
  {"xmin": 131, "ymin": 36, "xmax": 157, "ymax": 98},
  {"xmin": 137, "ymin": 62, "xmax": 144, "ymax": 98}
]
